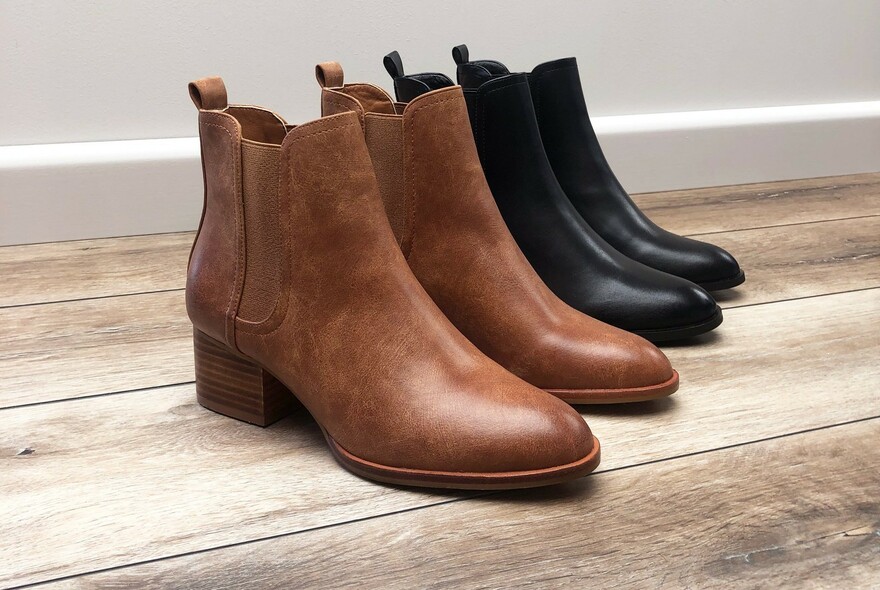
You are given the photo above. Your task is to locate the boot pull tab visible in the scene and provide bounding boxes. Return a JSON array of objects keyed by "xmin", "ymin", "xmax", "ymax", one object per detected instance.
[
  {"xmin": 452, "ymin": 44, "xmax": 470, "ymax": 65},
  {"xmin": 315, "ymin": 62, "xmax": 344, "ymax": 88},
  {"xmin": 383, "ymin": 51, "xmax": 405, "ymax": 80},
  {"xmin": 188, "ymin": 77, "xmax": 228, "ymax": 111}
]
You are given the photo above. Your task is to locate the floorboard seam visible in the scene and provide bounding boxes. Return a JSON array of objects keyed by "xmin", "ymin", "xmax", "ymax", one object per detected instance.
[
  {"xmin": 13, "ymin": 414, "xmax": 880, "ymax": 590},
  {"xmin": 683, "ymin": 213, "xmax": 880, "ymax": 238},
  {"xmin": 4, "ymin": 213, "xmax": 878, "ymax": 309},
  {"xmin": 3, "ymin": 287, "xmax": 876, "ymax": 412},
  {"xmin": 0, "ymin": 381, "xmax": 194, "ymax": 413},
  {"xmin": 0, "ymin": 231, "xmax": 194, "ymax": 250},
  {"xmin": 0, "ymin": 288, "xmax": 184, "ymax": 310},
  {"xmin": 722, "ymin": 286, "xmax": 879, "ymax": 311}
]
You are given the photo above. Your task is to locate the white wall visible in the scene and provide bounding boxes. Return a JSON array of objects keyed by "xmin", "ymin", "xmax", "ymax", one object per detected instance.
[{"xmin": 2, "ymin": 0, "xmax": 879, "ymax": 244}]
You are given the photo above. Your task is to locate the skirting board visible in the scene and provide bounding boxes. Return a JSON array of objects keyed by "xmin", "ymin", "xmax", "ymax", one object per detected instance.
[{"xmin": 2, "ymin": 100, "xmax": 879, "ymax": 246}]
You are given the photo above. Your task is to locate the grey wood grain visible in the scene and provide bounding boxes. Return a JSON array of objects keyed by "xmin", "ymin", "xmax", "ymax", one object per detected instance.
[
  {"xmin": 635, "ymin": 172, "xmax": 880, "ymax": 236},
  {"xmin": 2, "ymin": 215, "xmax": 878, "ymax": 410},
  {"xmin": 0, "ymin": 291, "xmax": 191, "ymax": 408},
  {"xmin": 0, "ymin": 232, "xmax": 191, "ymax": 308},
  {"xmin": 2, "ymin": 290, "xmax": 878, "ymax": 587},
  {"xmin": 44, "ymin": 420, "xmax": 880, "ymax": 589},
  {"xmin": 698, "ymin": 216, "xmax": 880, "ymax": 307}
]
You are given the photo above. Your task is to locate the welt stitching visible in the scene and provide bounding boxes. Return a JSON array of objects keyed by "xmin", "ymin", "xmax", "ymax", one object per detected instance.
[
  {"xmin": 323, "ymin": 98, "xmax": 359, "ymax": 115},
  {"xmin": 404, "ymin": 94, "xmax": 461, "ymax": 260},
  {"xmin": 288, "ymin": 121, "xmax": 356, "ymax": 144},
  {"xmin": 202, "ymin": 118, "xmax": 243, "ymax": 351},
  {"xmin": 343, "ymin": 83, "xmax": 396, "ymax": 104}
]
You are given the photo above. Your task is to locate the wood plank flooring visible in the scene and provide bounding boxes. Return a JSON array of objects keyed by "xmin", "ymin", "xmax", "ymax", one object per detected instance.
[
  {"xmin": 1, "ymin": 173, "xmax": 878, "ymax": 589},
  {"xmin": 46, "ymin": 421, "xmax": 880, "ymax": 590}
]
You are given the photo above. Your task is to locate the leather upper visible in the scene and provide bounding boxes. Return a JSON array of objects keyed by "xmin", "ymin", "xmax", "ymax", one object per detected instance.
[
  {"xmin": 186, "ymin": 87, "xmax": 595, "ymax": 473},
  {"xmin": 530, "ymin": 58, "xmax": 743, "ymax": 286},
  {"xmin": 325, "ymin": 68, "xmax": 675, "ymax": 391}
]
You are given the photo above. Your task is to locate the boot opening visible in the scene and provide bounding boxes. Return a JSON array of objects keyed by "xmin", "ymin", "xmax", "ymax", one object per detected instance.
[
  {"xmin": 392, "ymin": 72, "xmax": 455, "ymax": 103},
  {"xmin": 456, "ymin": 60, "xmax": 511, "ymax": 90},
  {"xmin": 227, "ymin": 106, "xmax": 288, "ymax": 145}
]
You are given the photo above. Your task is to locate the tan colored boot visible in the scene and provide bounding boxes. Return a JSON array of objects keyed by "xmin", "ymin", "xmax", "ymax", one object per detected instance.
[
  {"xmin": 316, "ymin": 62, "xmax": 678, "ymax": 404},
  {"xmin": 185, "ymin": 76, "xmax": 600, "ymax": 489}
]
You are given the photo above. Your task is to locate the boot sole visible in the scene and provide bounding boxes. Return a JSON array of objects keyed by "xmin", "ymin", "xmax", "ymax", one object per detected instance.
[
  {"xmin": 325, "ymin": 431, "xmax": 601, "ymax": 490},
  {"xmin": 698, "ymin": 269, "xmax": 746, "ymax": 291},
  {"xmin": 632, "ymin": 306, "xmax": 724, "ymax": 343},
  {"xmin": 545, "ymin": 370, "xmax": 679, "ymax": 404},
  {"xmin": 194, "ymin": 329, "xmax": 601, "ymax": 490}
]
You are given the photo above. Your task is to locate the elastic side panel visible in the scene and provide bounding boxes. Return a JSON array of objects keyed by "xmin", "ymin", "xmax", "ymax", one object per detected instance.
[
  {"xmin": 237, "ymin": 140, "xmax": 283, "ymax": 324},
  {"xmin": 364, "ymin": 114, "xmax": 406, "ymax": 248}
]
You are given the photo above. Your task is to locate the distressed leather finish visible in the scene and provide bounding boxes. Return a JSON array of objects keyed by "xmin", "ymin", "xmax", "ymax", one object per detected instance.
[
  {"xmin": 324, "ymin": 66, "xmax": 678, "ymax": 396},
  {"xmin": 186, "ymin": 78, "xmax": 597, "ymax": 481},
  {"xmin": 186, "ymin": 109, "xmax": 244, "ymax": 349}
]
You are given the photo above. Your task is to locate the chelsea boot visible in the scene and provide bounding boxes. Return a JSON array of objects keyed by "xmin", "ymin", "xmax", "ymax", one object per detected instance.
[
  {"xmin": 186, "ymin": 76, "xmax": 600, "ymax": 489},
  {"xmin": 319, "ymin": 60, "xmax": 678, "ymax": 403},
  {"xmin": 459, "ymin": 48, "xmax": 746, "ymax": 290}
]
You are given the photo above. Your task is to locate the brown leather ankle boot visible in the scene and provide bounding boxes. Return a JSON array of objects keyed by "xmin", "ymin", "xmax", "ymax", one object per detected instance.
[
  {"xmin": 316, "ymin": 62, "xmax": 678, "ymax": 404},
  {"xmin": 185, "ymin": 76, "xmax": 600, "ymax": 489}
]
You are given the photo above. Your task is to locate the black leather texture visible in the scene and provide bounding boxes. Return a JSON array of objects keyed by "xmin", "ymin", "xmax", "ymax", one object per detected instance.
[{"xmin": 529, "ymin": 58, "xmax": 745, "ymax": 290}]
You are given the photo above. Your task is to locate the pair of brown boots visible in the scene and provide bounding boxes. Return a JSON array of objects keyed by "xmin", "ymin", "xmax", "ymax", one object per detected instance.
[{"xmin": 186, "ymin": 62, "xmax": 678, "ymax": 489}]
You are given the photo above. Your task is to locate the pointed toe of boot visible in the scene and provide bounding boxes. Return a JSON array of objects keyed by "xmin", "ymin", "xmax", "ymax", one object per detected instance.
[
  {"xmin": 329, "ymin": 379, "xmax": 601, "ymax": 490},
  {"xmin": 539, "ymin": 320, "xmax": 679, "ymax": 404},
  {"xmin": 601, "ymin": 334, "xmax": 680, "ymax": 402},
  {"xmin": 517, "ymin": 399, "xmax": 599, "ymax": 470},
  {"xmin": 480, "ymin": 389, "xmax": 599, "ymax": 474},
  {"xmin": 630, "ymin": 278, "xmax": 723, "ymax": 343},
  {"xmin": 694, "ymin": 244, "xmax": 745, "ymax": 291}
]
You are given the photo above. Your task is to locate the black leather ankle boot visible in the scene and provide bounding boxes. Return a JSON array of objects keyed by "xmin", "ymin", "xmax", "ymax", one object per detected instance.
[
  {"xmin": 383, "ymin": 49, "xmax": 722, "ymax": 342},
  {"xmin": 455, "ymin": 47, "xmax": 745, "ymax": 291}
]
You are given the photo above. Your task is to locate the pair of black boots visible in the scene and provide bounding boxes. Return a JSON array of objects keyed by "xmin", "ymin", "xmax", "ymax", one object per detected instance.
[{"xmin": 383, "ymin": 45, "xmax": 745, "ymax": 342}]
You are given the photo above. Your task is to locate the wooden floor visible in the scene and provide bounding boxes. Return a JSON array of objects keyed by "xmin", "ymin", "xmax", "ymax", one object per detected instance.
[{"xmin": 2, "ymin": 173, "xmax": 879, "ymax": 589}]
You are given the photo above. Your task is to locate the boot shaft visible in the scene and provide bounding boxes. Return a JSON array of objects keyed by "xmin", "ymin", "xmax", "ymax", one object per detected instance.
[
  {"xmin": 527, "ymin": 58, "xmax": 621, "ymax": 196},
  {"xmin": 186, "ymin": 77, "xmax": 405, "ymax": 351},
  {"xmin": 186, "ymin": 78, "xmax": 289, "ymax": 349}
]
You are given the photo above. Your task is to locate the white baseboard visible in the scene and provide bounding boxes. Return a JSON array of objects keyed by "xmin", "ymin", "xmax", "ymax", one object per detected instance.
[{"xmin": 2, "ymin": 101, "xmax": 879, "ymax": 246}]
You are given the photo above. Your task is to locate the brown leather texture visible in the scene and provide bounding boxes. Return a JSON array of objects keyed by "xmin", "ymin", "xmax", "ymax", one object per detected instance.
[
  {"xmin": 322, "ymin": 78, "xmax": 676, "ymax": 396},
  {"xmin": 186, "ymin": 110, "xmax": 244, "ymax": 350},
  {"xmin": 186, "ymin": 78, "xmax": 597, "ymax": 481}
]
